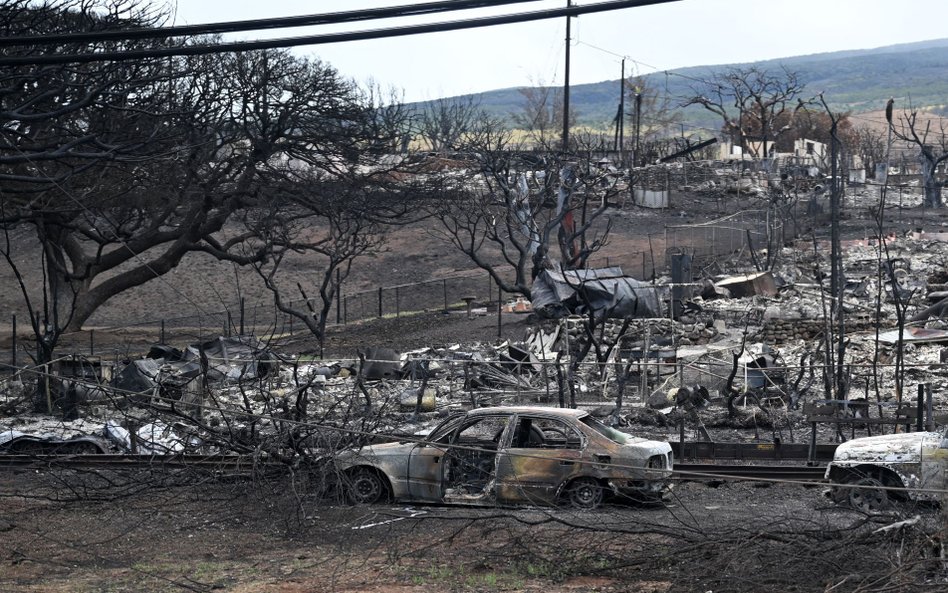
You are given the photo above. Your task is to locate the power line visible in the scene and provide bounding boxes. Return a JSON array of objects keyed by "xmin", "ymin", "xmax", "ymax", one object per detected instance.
[
  {"xmin": 0, "ymin": 0, "xmax": 686, "ymax": 66},
  {"xmin": 0, "ymin": 0, "xmax": 545, "ymax": 47}
]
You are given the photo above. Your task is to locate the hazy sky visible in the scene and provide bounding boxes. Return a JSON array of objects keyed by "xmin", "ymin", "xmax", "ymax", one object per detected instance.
[{"xmin": 173, "ymin": 0, "xmax": 948, "ymax": 102}]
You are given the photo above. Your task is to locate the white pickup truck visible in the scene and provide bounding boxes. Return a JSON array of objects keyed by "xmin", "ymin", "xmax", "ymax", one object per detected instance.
[{"xmin": 825, "ymin": 427, "xmax": 948, "ymax": 512}]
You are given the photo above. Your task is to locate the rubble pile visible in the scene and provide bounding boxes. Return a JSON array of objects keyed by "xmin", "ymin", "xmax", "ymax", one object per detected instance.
[{"xmin": 3, "ymin": 188, "xmax": 948, "ymax": 454}]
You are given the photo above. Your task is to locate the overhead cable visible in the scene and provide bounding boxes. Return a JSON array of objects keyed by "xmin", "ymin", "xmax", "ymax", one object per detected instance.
[
  {"xmin": 0, "ymin": 0, "xmax": 544, "ymax": 47},
  {"xmin": 0, "ymin": 0, "xmax": 685, "ymax": 66}
]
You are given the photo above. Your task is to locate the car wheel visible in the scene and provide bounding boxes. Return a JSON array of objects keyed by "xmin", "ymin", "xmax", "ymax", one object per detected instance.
[
  {"xmin": 346, "ymin": 468, "xmax": 388, "ymax": 505},
  {"xmin": 565, "ymin": 477, "xmax": 603, "ymax": 510},
  {"xmin": 846, "ymin": 476, "xmax": 889, "ymax": 513}
]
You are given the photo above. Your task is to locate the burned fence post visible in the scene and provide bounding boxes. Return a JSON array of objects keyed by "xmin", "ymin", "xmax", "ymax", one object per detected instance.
[
  {"xmin": 11, "ymin": 314, "xmax": 15, "ymax": 367},
  {"xmin": 226, "ymin": 312, "xmax": 232, "ymax": 337},
  {"xmin": 89, "ymin": 329, "xmax": 94, "ymax": 356},
  {"xmin": 378, "ymin": 286, "xmax": 383, "ymax": 318},
  {"xmin": 413, "ymin": 360, "xmax": 431, "ymax": 418},
  {"xmin": 497, "ymin": 284, "xmax": 502, "ymax": 338},
  {"xmin": 395, "ymin": 286, "xmax": 401, "ymax": 318},
  {"xmin": 344, "ymin": 296, "xmax": 349, "ymax": 325},
  {"xmin": 443, "ymin": 279, "xmax": 448, "ymax": 313},
  {"xmin": 240, "ymin": 297, "xmax": 245, "ymax": 335},
  {"xmin": 679, "ymin": 417, "xmax": 686, "ymax": 461},
  {"xmin": 916, "ymin": 384, "xmax": 925, "ymax": 433},
  {"xmin": 160, "ymin": 319, "xmax": 165, "ymax": 345},
  {"xmin": 336, "ymin": 268, "xmax": 341, "ymax": 325},
  {"xmin": 926, "ymin": 384, "xmax": 934, "ymax": 431},
  {"xmin": 555, "ymin": 352, "xmax": 566, "ymax": 409}
]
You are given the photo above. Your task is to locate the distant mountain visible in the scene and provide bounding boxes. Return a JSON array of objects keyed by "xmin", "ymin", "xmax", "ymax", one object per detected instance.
[{"xmin": 417, "ymin": 38, "xmax": 948, "ymax": 133}]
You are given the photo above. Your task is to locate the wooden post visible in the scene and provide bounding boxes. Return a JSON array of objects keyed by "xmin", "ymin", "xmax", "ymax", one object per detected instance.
[
  {"xmin": 807, "ymin": 421, "xmax": 817, "ymax": 465},
  {"xmin": 925, "ymin": 384, "xmax": 934, "ymax": 431},
  {"xmin": 226, "ymin": 312, "xmax": 232, "ymax": 337},
  {"xmin": 916, "ymin": 384, "xmax": 924, "ymax": 433},
  {"xmin": 344, "ymin": 296, "xmax": 349, "ymax": 325},
  {"xmin": 89, "ymin": 329, "xmax": 94, "ymax": 356},
  {"xmin": 335, "ymin": 268, "xmax": 341, "ymax": 324},
  {"xmin": 240, "ymin": 297, "xmax": 245, "ymax": 335},
  {"xmin": 11, "ymin": 314, "xmax": 15, "ymax": 368},
  {"xmin": 443, "ymin": 279, "xmax": 448, "ymax": 313},
  {"xmin": 128, "ymin": 420, "xmax": 139, "ymax": 454},
  {"xmin": 395, "ymin": 286, "xmax": 400, "ymax": 318},
  {"xmin": 44, "ymin": 363, "xmax": 52, "ymax": 414},
  {"xmin": 160, "ymin": 319, "xmax": 165, "ymax": 344},
  {"xmin": 679, "ymin": 417, "xmax": 686, "ymax": 461},
  {"xmin": 378, "ymin": 286, "xmax": 383, "ymax": 318},
  {"xmin": 496, "ymin": 284, "xmax": 502, "ymax": 338}
]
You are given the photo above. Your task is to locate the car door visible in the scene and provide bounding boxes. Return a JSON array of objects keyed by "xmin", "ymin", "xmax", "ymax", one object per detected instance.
[
  {"xmin": 922, "ymin": 429, "xmax": 948, "ymax": 492},
  {"xmin": 406, "ymin": 414, "xmax": 464, "ymax": 501},
  {"xmin": 440, "ymin": 414, "xmax": 511, "ymax": 503},
  {"xmin": 495, "ymin": 414, "xmax": 585, "ymax": 505}
]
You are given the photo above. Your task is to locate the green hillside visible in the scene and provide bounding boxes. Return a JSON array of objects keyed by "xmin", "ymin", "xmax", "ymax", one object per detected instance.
[{"xmin": 416, "ymin": 38, "xmax": 948, "ymax": 133}]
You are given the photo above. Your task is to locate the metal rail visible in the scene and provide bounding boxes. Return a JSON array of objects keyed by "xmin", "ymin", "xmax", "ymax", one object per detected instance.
[
  {"xmin": 675, "ymin": 463, "xmax": 826, "ymax": 482},
  {"xmin": 0, "ymin": 454, "xmax": 281, "ymax": 470}
]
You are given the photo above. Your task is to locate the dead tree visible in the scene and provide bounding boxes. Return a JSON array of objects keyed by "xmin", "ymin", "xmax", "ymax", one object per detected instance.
[
  {"xmin": 820, "ymin": 94, "xmax": 848, "ymax": 400},
  {"xmin": 1, "ymin": 1, "xmax": 391, "ymax": 393},
  {"xmin": 683, "ymin": 66, "xmax": 806, "ymax": 158},
  {"xmin": 415, "ymin": 95, "xmax": 485, "ymax": 152},
  {"xmin": 893, "ymin": 108, "xmax": 948, "ymax": 207},
  {"xmin": 512, "ymin": 80, "xmax": 576, "ymax": 147},
  {"xmin": 432, "ymin": 119, "xmax": 615, "ymax": 299}
]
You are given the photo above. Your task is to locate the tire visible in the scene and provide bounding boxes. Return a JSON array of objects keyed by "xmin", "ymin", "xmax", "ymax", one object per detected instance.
[
  {"xmin": 846, "ymin": 476, "xmax": 889, "ymax": 513},
  {"xmin": 564, "ymin": 477, "xmax": 604, "ymax": 510},
  {"xmin": 346, "ymin": 468, "xmax": 388, "ymax": 505}
]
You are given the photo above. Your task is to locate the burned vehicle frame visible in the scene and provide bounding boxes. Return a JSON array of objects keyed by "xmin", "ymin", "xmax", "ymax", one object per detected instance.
[
  {"xmin": 335, "ymin": 406, "xmax": 673, "ymax": 509},
  {"xmin": 825, "ymin": 427, "xmax": 948, "ymax": 512}
]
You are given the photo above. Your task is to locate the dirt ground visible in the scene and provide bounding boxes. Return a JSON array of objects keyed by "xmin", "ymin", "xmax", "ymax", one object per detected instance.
[{"xmin": 1, "ymin": 468, "xmax": 943, "ymax": 593}]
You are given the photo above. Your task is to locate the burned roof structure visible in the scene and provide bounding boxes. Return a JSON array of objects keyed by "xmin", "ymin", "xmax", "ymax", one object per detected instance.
[{"xmin": 531, "ymin": 267, "xmax": 661, "ymax": 319}]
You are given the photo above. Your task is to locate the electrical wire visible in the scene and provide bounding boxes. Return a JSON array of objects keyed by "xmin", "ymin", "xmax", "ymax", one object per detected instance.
[
  {"xmin": 0, "ymin": 0, "xmax": 546, "ymax": 47},
  {"xmin": 0, "ymin": 0, "xmax": 686, "ymax": 66}
]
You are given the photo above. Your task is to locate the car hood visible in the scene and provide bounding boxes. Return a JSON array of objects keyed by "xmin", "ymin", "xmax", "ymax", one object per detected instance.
[
  {"xmin": 618, "ymin": 438, "xmax": 672, "ymax": 458},
  {"xmin": 834, "ymin": 432, "xmax": 941, "ymax": 463}
]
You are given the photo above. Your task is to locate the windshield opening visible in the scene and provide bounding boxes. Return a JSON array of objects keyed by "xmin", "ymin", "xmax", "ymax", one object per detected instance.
[{"xmin": 580, "ymin": 415, "xmax": 630, "ymax": 445}]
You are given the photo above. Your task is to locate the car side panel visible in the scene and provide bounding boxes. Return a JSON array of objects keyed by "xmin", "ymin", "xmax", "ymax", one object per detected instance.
[{"xmin": 407, "ymin": 444, "xmax": 447, "ymax": 501}]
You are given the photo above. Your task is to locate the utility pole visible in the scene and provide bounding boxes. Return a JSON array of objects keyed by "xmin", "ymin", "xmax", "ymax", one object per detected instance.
[
  {"xmin": 633, "ymin": 90, "xmax": 642, "ymax": 167},
  {"xmin": 562, "ymin": 0, "xmax": 572, "ymax": 154},
  {"xmin": 618, "ymin": 58, "xmax": 625, "ymax": 159}
]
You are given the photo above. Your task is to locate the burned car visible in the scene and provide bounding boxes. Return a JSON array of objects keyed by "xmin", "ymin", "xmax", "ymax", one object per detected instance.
[
  {"xmin": 336, "ymin": 406, "xmax": 673, "ymax": 509},
  {"xmin": 825, "ymin": 427, "xmax": 948, "ymax": 512}
]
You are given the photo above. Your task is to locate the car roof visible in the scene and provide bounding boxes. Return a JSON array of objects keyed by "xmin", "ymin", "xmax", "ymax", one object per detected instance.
[{"xmin": 467, "ymin": 406, "xmax": 588, "ymax": 418}]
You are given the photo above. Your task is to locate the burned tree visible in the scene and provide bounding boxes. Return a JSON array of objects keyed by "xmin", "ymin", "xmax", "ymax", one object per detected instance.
[
  {"xmin": 432, "ymin": 119, "xmax": 615, "ymax": 299},
  {"xmin": 893, "ymin": 108, "xmax": 948, "ymax": 207},
  {"xmin": 0, "ymin": 0, "xmax": 187, "ymax": 394},
  {"xmin": 0, "ymin": 1, "xmax": 402, "ymax": 411},
  {"xmin": 851, "ymin": 123, "xmax": 887, "ymax": 179},
  {"xmin": 249, "ymin": 180, "xmax": 417, "ymax": 353},
  {"xmin": 684, "ymin": 66, "xmax": 806, "ymax": 158},
  {"xmin": 415, "ymin": 95, "xmax": 485, "ymax": 153},
  {"xmin": 512, "ymin": 82, "xmax": 576, "ymax": 147}
]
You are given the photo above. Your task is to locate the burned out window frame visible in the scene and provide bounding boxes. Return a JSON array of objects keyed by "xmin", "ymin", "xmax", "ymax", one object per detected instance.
[
  {"xmin": 579, "ymin": 414, "xmax": 630, "ymax": 445},
  {"xmin": 511, "ymin": 414, "xmax": 586, "ymax": 450}
]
